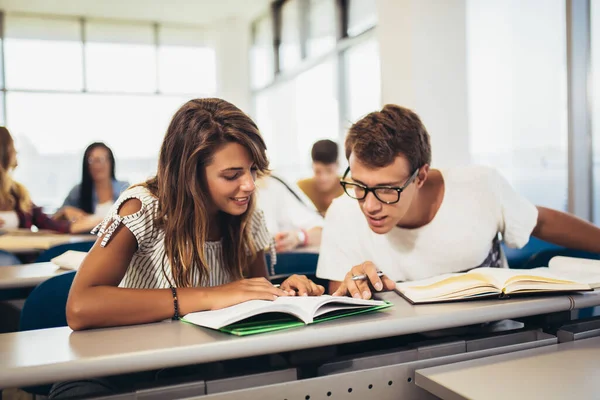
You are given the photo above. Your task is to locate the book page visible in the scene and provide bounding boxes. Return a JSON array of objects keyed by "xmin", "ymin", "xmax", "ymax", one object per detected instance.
[
  {"xmin": 396, "ymin": 273, "xmax": 499, "ymax": 303},
  {"xmin": 182, "ymin": 296, "xmax": 387, "ymax": 330},
  {"xmin": 470, "ymin": 267, "xmax": 579, "ymax": 287},
  {"xmin": 182, "ymin": 299, "xmax": 307, "ymax": 330}
]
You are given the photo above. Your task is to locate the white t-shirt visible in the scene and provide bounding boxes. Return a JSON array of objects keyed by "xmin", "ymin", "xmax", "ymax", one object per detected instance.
[
  {"xmin": 257, "ymin": 176, "xmax": 324, "ymax": 235},
  {"xmin": 316, "ymin": 166, "xmax": 539, "ymax": 282}
]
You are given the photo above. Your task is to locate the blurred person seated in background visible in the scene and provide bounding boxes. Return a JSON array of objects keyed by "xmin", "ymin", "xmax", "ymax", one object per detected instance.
[
  {"xmin": 297, "ymin": 139, "xmax": 344, "ymax": 216},
  {"xmin": 257, "ymin": 175, "xmax": 323, "ymax": 252},
  {"xmin": 55, "ymin": 142, "xmax": 129, "ymax": 222},
  {"xmin": 0, "ymin": 127, "xmax": 101, "ymax": 233}
]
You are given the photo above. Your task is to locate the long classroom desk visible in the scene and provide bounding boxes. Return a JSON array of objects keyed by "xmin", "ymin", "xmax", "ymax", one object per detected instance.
[
  {"xmin": 415, "ymin": 335, "xmax": 600, "ymax": 400},
  {"xmin": 0, "ymin": 291, "xmax": 595, "ymax": 389},
  {"xmin": 0, "ymin": 262, "xmax": 69, "ymax": 290},
  {"xmin": 0, "ymin": 233, "xmax": 95, "ymax": 255}
]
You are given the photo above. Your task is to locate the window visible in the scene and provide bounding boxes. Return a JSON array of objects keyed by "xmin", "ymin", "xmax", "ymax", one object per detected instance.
[
  {"xmin": 85, "ymin": 21, "xmax": 156, "ymax": 93},
  {"xmin": 347, "ymin": 0, "xmax": 377, "ymax": 37},
  {"xmin": 251, "ymin": 16, "xmax": 275, "ymax": 89},
  {"xmin": 307, "ymin": 0, "xmax": 337, "ymax": 58},
  {"xmin": 2, "ymin": 13, "xmax": 216, "ymax": 210},
  {"xmin": 344, "ymin": 38, "xmax": 381, "ymax": 123},
  {"xmin": 5, "ymin": 15, "xmax": 83, "ymax": 91},
  {"xmin": 592, "ymin": 1, "xmax": 600, "ymax": 223},
  {"xmin": 8, "ymin": 91, "xmax": 188, "ymax": 209},
  {"xmin": 254, "ymin": 58, "xmax": 339, "ymax": 180},
  {"xmin": 158, "ymin": 26, "xmax": 216, "ymax": 95},
  {"xmin": 279, "ymin": 0, "xmax": 303, "ymax": 72},
  {"xmin": 466, "ymin": 0, "xmax": 568, "ymax": 210}
]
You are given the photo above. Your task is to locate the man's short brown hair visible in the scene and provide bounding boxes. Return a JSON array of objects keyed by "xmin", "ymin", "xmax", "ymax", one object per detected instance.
[
  {"xmin": 345, "ymin": 105, "xmax": 431, "ymax": 171},
  {"xmin": 311, "ymin": 139, "xmax": 338, "ymax": 164}
]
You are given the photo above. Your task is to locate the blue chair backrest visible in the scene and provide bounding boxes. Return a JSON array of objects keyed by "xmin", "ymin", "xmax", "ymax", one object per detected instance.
[
  {"xmin": 0, "ymin": 249, "xmax": 21, "ymax": 266},
  {"xmin": 19, "ymin": 271, "xmax": 76, "ymax": 332},
  {"xmin": 521, "ymin": 248, "xmax": 600, "ymax": 270},
  {"xmin": 35, "ymin": 240, "xmax": 95, "ymax": 263},
  {"xmin": 503, "ymin": 237, "xmax": 563, "ymax": 269},
  {"xmin": 266, "ymin": 252, "xmax": 319, "ymax": 280}
]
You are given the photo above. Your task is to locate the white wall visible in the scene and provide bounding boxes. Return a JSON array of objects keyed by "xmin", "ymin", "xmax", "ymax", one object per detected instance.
[{"xmin": 376, "ymin": 0, "xmax": 471, "ymax": 168}]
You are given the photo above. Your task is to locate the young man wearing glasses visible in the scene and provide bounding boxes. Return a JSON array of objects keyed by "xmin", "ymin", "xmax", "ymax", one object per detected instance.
[{"xmin": 316, "ymin": 104, "xmax": 600, "ymax": 299}]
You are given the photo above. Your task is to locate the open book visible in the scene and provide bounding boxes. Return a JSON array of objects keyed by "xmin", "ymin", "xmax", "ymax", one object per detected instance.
[
  {"xmin": 182, "ymin": 296, "xmax": 391, "ymax": 336},
  {"xmin": 396, "ymin": 266, "xmax": 593, "ymax": 304},
  {"xmin": 533, "ymin": 256, "xmax": 600, "ymax": 288}
]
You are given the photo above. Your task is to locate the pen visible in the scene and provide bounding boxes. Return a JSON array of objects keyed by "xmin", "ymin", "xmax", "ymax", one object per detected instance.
[{"xmin": 351, "ymin": 271, "xmax": 385, "ymax": 281}]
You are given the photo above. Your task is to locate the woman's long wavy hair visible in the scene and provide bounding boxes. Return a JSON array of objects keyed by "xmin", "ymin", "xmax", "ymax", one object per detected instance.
[
  {"xmin": 79, "ymin": 142, "xmax": 117, "ymax": 214},
  {"xmin": 144, "ymin": 98, "xmax": 269, "ymax": 287},
  {"xmin": 0, "ymin": 127, "xmax": 31, "ymax": 213}
]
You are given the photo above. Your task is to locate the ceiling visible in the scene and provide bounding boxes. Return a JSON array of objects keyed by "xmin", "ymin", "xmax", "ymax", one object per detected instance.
[{"xmin": 0, "ymin": 0, "xmax": 272, "ymax": 26}]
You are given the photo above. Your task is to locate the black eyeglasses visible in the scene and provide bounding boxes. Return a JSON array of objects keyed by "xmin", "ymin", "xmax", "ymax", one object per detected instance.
[{"xmin": 340, "ymin": 167, "xmax": 419, "ymax": 204}]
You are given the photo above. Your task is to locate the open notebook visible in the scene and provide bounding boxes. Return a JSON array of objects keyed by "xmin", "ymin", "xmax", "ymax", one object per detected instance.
[
  {"xmin": 182, "ymin": 296, "xmax": 392, "ymax": 336},
  {"xmin": 51, "ymin": 250, "xmax": 88, "ymax": 270},
  {"xmin": 396, "ymin": 265, "xmax": 595, "ymax": 305}
]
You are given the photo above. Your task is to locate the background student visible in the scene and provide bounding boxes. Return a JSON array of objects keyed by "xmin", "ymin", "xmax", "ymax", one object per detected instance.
[
  {"xmin": 297, "ymin": 139, "xmax": 344, "ymax": 216},
  {"xmin": 0, "ymin": 127, "xmax": 101, "ymax": 234},
  {"xmin": 256, "ymin": 175, "xmax": 323, "ymax": 252},
  {"xmin": 55, "ymin": 142, "xmax": 129, "ymax": 221}
]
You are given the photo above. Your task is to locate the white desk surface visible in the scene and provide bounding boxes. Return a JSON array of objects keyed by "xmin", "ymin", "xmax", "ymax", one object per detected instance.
[
  {"xmin": 0, "ymin": 291, "xmax": 593, "ymax": 389},
  {"xmin": 0, "ymin": 262, "xmax": 70, "ymax": 290},
  {"xmin": 416, "ymin": 335, "xmax": 600, "ymax": 400},
  {"xmin": 0, "ymin": 233, "xmax": 95, "ymax": 254}
]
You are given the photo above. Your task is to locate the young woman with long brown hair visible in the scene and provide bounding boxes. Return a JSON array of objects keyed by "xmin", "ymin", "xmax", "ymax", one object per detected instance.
[{"xmin": 66, "ymin": 98, "xmax": 324, "ymax": 332}]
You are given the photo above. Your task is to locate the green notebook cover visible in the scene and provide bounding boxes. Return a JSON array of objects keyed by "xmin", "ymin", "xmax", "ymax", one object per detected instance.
[{"xmin": 213, "ymin": 301, "xmax": 393, "ymax": 336}]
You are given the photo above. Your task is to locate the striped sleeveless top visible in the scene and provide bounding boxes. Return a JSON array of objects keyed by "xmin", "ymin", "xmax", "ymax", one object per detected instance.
[{"xmin": 92, "ymin": 186, "xmax": 274, "ymax": 289}]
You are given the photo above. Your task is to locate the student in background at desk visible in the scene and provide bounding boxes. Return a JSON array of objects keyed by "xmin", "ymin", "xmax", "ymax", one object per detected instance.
[
  {"xmin": 54, "ymin": 142, "xmax": 129, "ymax": 221},
  {"xmin": 256, "ymin": 175, "xmax": 323, "ymax": 252},
  {"xmin": 297, "ymin": 139, "xmax": 344, "ymax": 216},
  {"xmin": 0, "ymin": 127, "xmax": 100, "ymax": 234},
  {"xmin": 316, "ymin": 105, "xmax": 600, "ymax": 299}
]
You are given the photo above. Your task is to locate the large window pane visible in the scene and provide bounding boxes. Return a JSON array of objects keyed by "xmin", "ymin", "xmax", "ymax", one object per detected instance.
[
  {"xmin": 279, "ymin": 0, "xmax": 303, "ymax": 72},
  {"xmin": 344, "ymin": 38, "xmax": 381, "ymax": 123},
  {"xmin": 7, "ymin": 91, "xmax": 187, "ymax": 209},
  {"xmin": 85, "ymin": 21, "xmax": 156, "ymax": 93},
  {"xmin": 251, "ymin": 16, "xmax": 275, "ymax": 89},
  {"xmin": 158, "ymin": 26, "xmax": 216, "ymax": 95},
  {"xmin": 592, "ymin": 2, "xmax": 600, "ymax": 223},
  {"xmin": 467, "ymin": 0, "xmax": 567, "ymax": 210},
  {"xmin": 347, "ymin": 0, "xmax": 377, "ymax": 37},
  {"xmin": 255, "ymin": 58, "xmax": 339, "ymax": 181},
  {"xmin": 5, "ymin": 15, "xmax": 83, "ymax": 90},
  {"xmin": 307, "ymin": 0, "xmax": 336, "ymax": 58}
]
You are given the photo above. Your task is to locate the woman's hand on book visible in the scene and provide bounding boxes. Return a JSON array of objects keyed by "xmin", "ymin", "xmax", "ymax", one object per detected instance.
[
  {"xmin": 280, "ymin": 274, "xmax": 325, "ymax": 296},
  {"xmin": 333, "ymin": 261, "xmax": 396, "ymax": 299},
  {"xmin": 205, "ymin": 278, "xmax": 289, "ymax": 310}
]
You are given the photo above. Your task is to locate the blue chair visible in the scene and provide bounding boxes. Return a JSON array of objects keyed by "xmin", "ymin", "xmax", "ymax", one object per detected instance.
[
  {"xmin": 521, "ymin": 248, "xmax": 600, "ymax": 270},
  {"xmin": 19, "ymin": 271, "xmax": 76, "ymax": 396},
  {"xmin": 503, "ymin": 237, "xmax": 563, "ymax": 269},
  {"xmin": 0, "ymin": 249, "xmax": 21, "ymax": 266},
  {"xmin": 266, "ymin": 252, "xmax": 319, "ymax": 281},
  {"xmin": 0, "ymin": 250, "xmax": 23, "ymax": 300},
  {"xmin": 35, "ymin": 240, "xmax": 95, "ymax": 263},
  {"xmin": 19, "ymin": 271, "xmax": 76, "ymax": 332}
]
